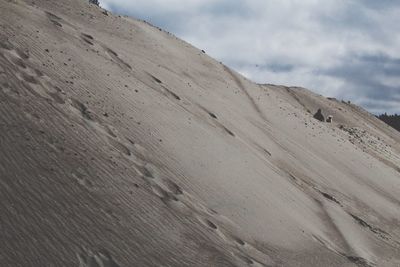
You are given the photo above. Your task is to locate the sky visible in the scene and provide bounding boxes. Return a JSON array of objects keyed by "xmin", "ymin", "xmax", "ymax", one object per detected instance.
[{"xmin": 100, "ymin": 0, "xmax": 400, "ymax": 114}]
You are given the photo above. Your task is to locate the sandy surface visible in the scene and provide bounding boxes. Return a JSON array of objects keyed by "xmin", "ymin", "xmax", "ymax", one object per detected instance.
[{"xmin": 1, "ymin": 0, "xmax": 400, "ymax": 266}]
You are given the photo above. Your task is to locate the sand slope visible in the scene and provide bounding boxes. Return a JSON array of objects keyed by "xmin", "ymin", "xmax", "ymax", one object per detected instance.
[{"xmin": 1, "ymin": 0, "xmax": 400, "ymax": 266}]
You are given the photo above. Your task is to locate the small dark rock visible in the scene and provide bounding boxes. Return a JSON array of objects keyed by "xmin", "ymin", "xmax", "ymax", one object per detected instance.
[{"xmin": 313, "ymin": 108, "xmax": 325, "ymax": 122}]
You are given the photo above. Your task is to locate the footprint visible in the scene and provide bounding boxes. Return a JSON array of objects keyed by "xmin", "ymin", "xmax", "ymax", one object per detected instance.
[
  {"xmin": 8, "ymin": 56, "xmax": 26, "ymax": 69},
  {"xmin": 160, "ymin": 178, "xmax": 183, "ymax": 195},
  {"xmin": 146, "ymin": 73, "xmax": 182, "ymax": 101},
  {"xmin": 0, "ymin": 39, "xmax": 13, "ymax": 50},
  {"xmin": 311, "ymin": 234, "xmax": 340, "ymax": 255},
  {"xmin": 208, "ymin": 112, "xmax": 217, "ymax": 119},
  {"xmin": 107, "ymin": 137, "xmax": 131, "ymax": 156},
  {"xmin": 140, "ymin": 163, "xmax": 161, "ymax": 180},
  {"xmin": 14, "ymin": 48, "xmax": 29, "ymax": 60},
  {"xmin": 104, "ymin": 125, "xmax": 118, "ymax": 138},
  {"xmin": 3, "ymin": 49, "xmax": 28, "ymax": 69},
  {"xmin": 236, "ymin": 253, "xmax": 270, "ymax": 267},
  {"xmin": 222, "ymin": 125, "xmax": 235, "ymax": 137},
  {"xmin": 196, "ymin": 216, "xmax": 218, "ymax": 230},
  {"xmin": 105, "ymin": 47, "xmax": 118, "ymax": 58},
  {"xmin": 20, "ymin": 72, "xmax": 39, "ymax": 84},
  {"xmin": 86, "ymin": 121, "xmax": 133, "ymax": 157},
  {"xmin": 34, "ymin": 68, "xmax": 44, "ymax": 77},
  {"xmin": 233, "ymin": 237, "xmax": 246, "ymax": 246},
  {"xmin": 70, "ymin": 98, "xmax": 96, "ymax": 121},
  {"xmin": 136, "ymin": 163, "xmax": 187, "ymax": 207},
  {"xmin": 47, "ymin": 86, "xmax": 66, "ymax": 104},
  {"xmin": 77, "ymin": 248, "xmax": 121, "ymax": 267},
  {"xmin": 349, "ymin": 213, "xmax": 388, "ymax": 236},
  {"xmin": 346, "ymin": 255, "xmax": 374, "ymax": 267},
  {"xmin": 135, "ymin": 164, "xmax": 154, "ymax": 180},
  {"xmin": 198, "ymin": 105, "xmax": 218, "ymax": 120},
  {"xmin": 318, "ymin": 190, "xmax": 340, "ymax": 205},
  {"xmin": 150, "ymin": 184, "xmax": 169, "ymax": 199},
  {"xmin": 0, "ymin": 81, "xmax": 15, "ymax": 96},
  {"xmin": 1, "ymin": 47, "xmax": 69, "ymax": 104},
  {"xmin": 150, "ymin": 184, "xmax": 179, "ymax": 202},
  {"xmin": 81, "ymin": 33, "xmax": 94, "ymax": 46},
  {"xmin": 161, "ymin": 85, "xmax": 181, "ymax": 101},
  {"xmin": 197, "ymin": 105, "xmax": 235, "ymax": 137},
  {"xmin": 45, "ymin": 11, "xmax": 63, "ymax": 27},
  {"xmin": 240, "ymin": 256, "xmax": 254, "ymax": 265},
  {"xmin": 2, "ymin": 48, "xmax": 50, "ymax": 91},
  {"xmin": 150, "ymin": 74, "xmax": 162, "ymax": 84},
  {"xmin": 72, "ymin": 172, "xmax": 94, "ymax": 190},
  {"xmin": 138, "ymin": 164, "xmax": 184, "ymax": 197},
  {"xmin": 81, "ymin": 33, "xmax": 94, "ymax": 40},
  {"xmin": 103, "ymin": 46, "xmax": 132, "ymax": 71},
  {"xmin": 206, "ymin": 219, "xmax": 218, "ymax": 230}
]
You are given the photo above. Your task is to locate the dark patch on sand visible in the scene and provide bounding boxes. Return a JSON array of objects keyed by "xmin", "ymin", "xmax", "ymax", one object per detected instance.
[
  {"xmin": 70, "ymin": 98, "xmax": 95, "ymax": 121},
  {"xmin": 222, "ymin": 126, "xmax": 235, "ymax": 137},
  {"xmin": 45, "ymin": 11, "xmax": 63, "ymax": 27},
  {"xmin": 346, "ymin": 255, "xmax": 374, "ymax": 267},
  {"xmin": 208, "ymin": 112, "xmax": 217, "ymax": 119},
  {"xmin": 350, "ymin": 213, "xmax": 388, "ymax": 236},
  {"xmin": 319, "ymin": 190, "xmax": 341, "ymax": 205},
  {"xmin": 150, "ymin": 75, "xmax": 162, "ymax": 84},
  {"xmin": 161, "ymin": 85, "xmax": 181, "ymax": 100},
  {"xmin": 104, "ymin": 46, "xmax": 132, "ymax": 71}
]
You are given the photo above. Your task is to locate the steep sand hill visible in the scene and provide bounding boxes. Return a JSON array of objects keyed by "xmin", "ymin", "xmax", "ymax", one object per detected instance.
[{"xmin": 1, "ymin": 0, "xmax": 400, "ymax": 266}]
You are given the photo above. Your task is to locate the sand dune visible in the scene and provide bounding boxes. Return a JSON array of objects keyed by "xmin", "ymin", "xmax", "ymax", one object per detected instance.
[{"xmin": 1, "ymin": 0, "xmax": 400, "ymax": 266}]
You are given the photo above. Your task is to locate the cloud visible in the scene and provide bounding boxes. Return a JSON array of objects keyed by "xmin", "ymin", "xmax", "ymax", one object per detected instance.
[
  {"xmin": 100, "ymin": 0, "xmax": 400, "ymax": 114},
  {"xmin": 318, "ymin": 52, "xmax": 400, "ymax": 109}
]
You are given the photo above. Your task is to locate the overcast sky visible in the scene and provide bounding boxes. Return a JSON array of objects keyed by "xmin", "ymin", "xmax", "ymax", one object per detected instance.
[{"xmin": 100, "ymin": 0, "xmax": 400, "ymax": 114}]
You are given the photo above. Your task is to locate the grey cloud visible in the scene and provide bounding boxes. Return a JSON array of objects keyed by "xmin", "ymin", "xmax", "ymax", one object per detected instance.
[
  {"xmin": 199, "ymin": 1, "xmax": 254, "ymax": 18},
  {"xmin": 260, "ymin": 63, "xmax": 296, "ymax": 73},
  {"xmin": 315, "ymin": 6, "xmax": 375, "ymax": 33},
  {"xmin": 320, "ymin": 53, "xmax": 400, "ymax": 92},
  {"xmin": 318, "ymin": 52, "xmax": 400, "ymax": 113},
  {"xmin": 360, "ymin": 0, "xmax": 400, "ymax": 10}
]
